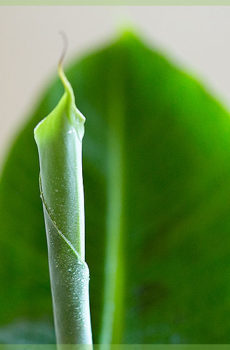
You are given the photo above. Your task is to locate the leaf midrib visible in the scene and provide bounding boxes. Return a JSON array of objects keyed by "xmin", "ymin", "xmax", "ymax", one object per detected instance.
[{"xmin": 99, "ymin": 50, "xmax": 126, "ymax": 344}]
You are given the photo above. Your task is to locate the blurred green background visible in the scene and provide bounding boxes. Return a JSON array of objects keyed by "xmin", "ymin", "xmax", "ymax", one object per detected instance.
[{"xmin": 1, "ymin": 7, "xmax": 230, "ymax": 345}]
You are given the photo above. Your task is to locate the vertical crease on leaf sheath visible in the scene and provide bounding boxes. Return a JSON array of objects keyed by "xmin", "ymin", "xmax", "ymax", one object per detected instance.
[{"xmin": 99, "ymin": 51, "xmax": 125, "ymax": 344}]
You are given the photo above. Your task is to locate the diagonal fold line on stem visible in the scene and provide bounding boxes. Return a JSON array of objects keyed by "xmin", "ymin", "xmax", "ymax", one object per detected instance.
[{"xmin": 39, "ymin": 175, "xmax": 84, "ymax": 264}]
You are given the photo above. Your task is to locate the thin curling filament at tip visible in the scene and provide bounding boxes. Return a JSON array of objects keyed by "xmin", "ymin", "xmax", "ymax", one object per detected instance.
[
  {"xmin": 58, "ymin": 31, "xmax": 68, "ymax": 69},
  {"xmin": 57, "ymin": 31, "xmax": 71, "ymax": 92}
]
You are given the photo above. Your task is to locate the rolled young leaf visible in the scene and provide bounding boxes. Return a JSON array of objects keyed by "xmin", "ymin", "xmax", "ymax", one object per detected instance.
[{"xmin": 34, "ymin": 63, "xmax": 92, "ymax": 345}]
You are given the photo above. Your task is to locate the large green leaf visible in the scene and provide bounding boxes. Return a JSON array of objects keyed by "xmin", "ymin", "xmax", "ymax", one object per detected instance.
[{"xmin": 1, "ymin": 32, "xmax": 230, "ymax": 344}]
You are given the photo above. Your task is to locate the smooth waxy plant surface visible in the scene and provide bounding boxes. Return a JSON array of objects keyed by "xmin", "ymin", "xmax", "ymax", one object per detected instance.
[{"xmin": 34, "ymin": 64, "xmax": 92, "ymax": 345}]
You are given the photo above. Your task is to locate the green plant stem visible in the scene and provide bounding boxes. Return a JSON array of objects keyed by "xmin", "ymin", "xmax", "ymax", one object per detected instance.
[{"xmin": 34, "ymin": 64, "xmax": 92, "ymax": 345}]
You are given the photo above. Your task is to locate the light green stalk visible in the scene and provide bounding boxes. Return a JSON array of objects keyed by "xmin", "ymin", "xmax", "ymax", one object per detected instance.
[{"xmin": 34, "ymin": 63, "xmax": 92, "ymax": 346}]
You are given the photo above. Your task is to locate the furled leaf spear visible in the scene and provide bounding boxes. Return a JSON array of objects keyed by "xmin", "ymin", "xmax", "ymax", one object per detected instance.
[{"xmin": 34, "ymin": 34, "xmax": 92, "ymax": 346}]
